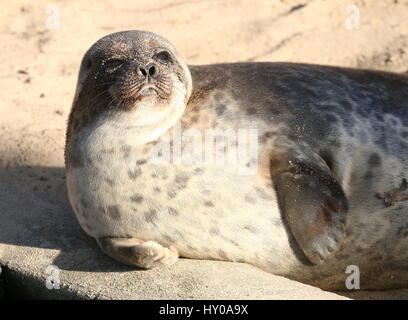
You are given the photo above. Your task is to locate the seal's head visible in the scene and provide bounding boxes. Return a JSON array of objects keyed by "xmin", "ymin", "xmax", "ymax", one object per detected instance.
[{"xmin": 72, "ymin": 30, "xmax": 192, "ymax": 127}]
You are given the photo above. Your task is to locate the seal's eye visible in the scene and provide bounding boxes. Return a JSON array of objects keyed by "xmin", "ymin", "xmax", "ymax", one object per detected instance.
[
  {"xmin": 156, "ymin": 51, "xmax": 171, "ymax": 63},
  {"xmin": 104, "ymin": 59, "xmax": 124, "ymax": 72}
]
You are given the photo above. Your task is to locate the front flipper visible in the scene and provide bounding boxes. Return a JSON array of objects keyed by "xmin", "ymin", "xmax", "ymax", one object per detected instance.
[
  {"xmin": 271, "ymin": 151, "xmax": 348, "ymax": 264},
  {"xmin": 97, "ymin": 237, "xmax": 179, "ymax": 269}
]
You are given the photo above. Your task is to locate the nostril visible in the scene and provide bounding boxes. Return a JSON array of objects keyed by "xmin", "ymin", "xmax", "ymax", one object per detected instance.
[
  {"xmin": 139, "ymin": 68, "xmax": 147, "ymax": 76},
  {"xmin": 148, "ymin": 65, "xmax": 156, "ymax": 76}
]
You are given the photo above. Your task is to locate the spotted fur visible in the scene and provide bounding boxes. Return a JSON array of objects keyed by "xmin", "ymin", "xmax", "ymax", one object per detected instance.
[{"xmin": 66, "ymin": 31, "xmax": 408, "ymax": 290}]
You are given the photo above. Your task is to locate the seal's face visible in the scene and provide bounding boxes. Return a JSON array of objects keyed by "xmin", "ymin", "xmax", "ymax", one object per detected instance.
[
  {"xmin": 103, "ymin": 45, "xmax": 173, "ymax": 107},
  {"xmin": 73, "ymin": 30, "xmax": 192, "ymax": 127}
]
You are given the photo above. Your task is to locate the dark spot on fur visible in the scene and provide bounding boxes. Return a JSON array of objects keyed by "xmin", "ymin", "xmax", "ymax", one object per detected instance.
[
  {"xmin": 228, "ymin": 239, "xmax": 239, "ymax": 247},
  {"xmin": 215, "ymin": 103, "xmax": 226, "ymax": 116},
  {"xmin": 368, "ymin": 153, "xmax": 381, "ymax": 167},
  {"xmin": 265, "ymin": 183, "xmax": 274, "ymax": 189},
  {"xmin": 214, "ymin": 92, "xmax": 223, "ymax": 101},
  {"xmin": 371, "ymin": 255, "xmax": 384, "ymax": 262},
  {"xmin": 375, "ymin": 114, "xmax": 384, "ymax": 122},
  {"xmin": 101, "ymin": 148, "xmax": 115, "ymax": 154},
  {"xmin": 244, "ymin": 194, "xmax": 256, "ymax": 204},
  {"xmin": 263, "ymin": 132, "xmax": 275, "ymax": 139},
  {"xmin": 162, "ymin": 234, "xmax": 175, "ymax": 244},
  {"xmin": 153, "ymin": 187, "xmax": 161, "ymax": 193},
  {"xmin": 106, "ymin": 178, "xmax": 115, "ymax": 186},
  {"xmin": 373, "ymin": 224, "xmax": 383, "ymax": 233},
  {"xmin": 217, "ymin": 250, "xmax": 228, "ymax": 260},
  {"xmin": 136, "ymin": 159, "xmax": 147, "ymax": 165},
  {"xmin": 128, "ymin": 168, "xmax": 141, "ymax": 179},
  {"xmin": 340, "ymin": 100, "xmax": 353, "ymax": 112},
  {"xmin": 84, "ymin": 223, "xmax": 93, "ymax": 232},
  {"xmin": 342, "ymin": 116, "xmax": 354, "ymax": 131},
  {"xmin": 325, "ymin": 114, "xmax": 338, "ymax": 123},
  {"xmin": 260, "ymin": 131, "xmax": 276, "ymax": 143},
  {"xmin": 190, "ymin": 115, "xmax": 200, "ymax": 123},
  {"xmin": 364, "ymin": 170, "xmax": 374, "ymax": 179},
  {"xmin": 204, "ymin": 201, "xmax": 214, "ymax": 207},
  {"xmin": 168, "ymin": 207, "xmax": 179, "ymax": 216},
  {"xmin": 209, "ymin": 227, "xmax": 220, "ymax": 236},
  {"xmin": 389, "ymin": 118, "xmax": 398, "ymax": 126},
  {"xmin": 130, "ymin": 194, "xmax": 143, "ymax": 203},
  {"xmin": 246, "ymin": 107, "xmax": 257, "ymax": 115},
  {"xmin": 355, "ymin": 246, "xmax": 364, "ymax": 253},
  {"xmin": 273, "ymin": 219, "xmax": 282, "ymax": 226},
  {"xmin": 80, "ymin": 209, "xmax": 88, "ymax": 219},
  {"xmin": 151, "ymin": 173, "xmax": 158, "ymax": 178},
  {"xmin": 397, "ymin": 226, "xmax": 408, "ymax": 237},
  {"xmin": 270, "ymin": 158, "xmax": 280, "ymax": 167},
  {"xmin": 254, "ymin": 187, "xmax": 274, "ymax": 201},
  {"xmin": 244, "ymin": 225, "xmax": 257, "ymax": 233},
  {"xmin": 107, "ymin": 205, "xmax": 121, "ymax": 220},
  {"xmin": 333, "ymin": 252, "xmax": 350, "ymax": 260},
  {"xmin": 144, "ymin": 208, "xmax": 158, "ymax": 224},
  {"xmin": 120, "ymin": 145, "xmax": 131, "ymax": 158},
  {"xmin": 174, "ymin": 230, "xmax": 185, "ymax": 241},
  {"xmin": 167, "ymin": 190, "xmax": 177, "ymax": 199},
  {"xmin": 168, "ymin": 176, "xmax": 189, "ymax": 198},
  {"xmin": 174, "ymin": 172, "xmax": 190, "ymax": 186},
  {"xmin": 80, "ymin": 198, "xmax": 88, "ymax": 209}
]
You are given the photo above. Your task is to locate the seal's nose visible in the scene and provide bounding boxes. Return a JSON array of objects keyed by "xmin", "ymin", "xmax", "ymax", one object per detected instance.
[{"xmin": 138, "ymin": 64, "xmax": 156, "ymax": 78}]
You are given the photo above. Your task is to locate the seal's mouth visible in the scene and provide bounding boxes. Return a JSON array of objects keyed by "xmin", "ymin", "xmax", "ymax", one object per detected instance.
[
  {"xmin": 111, "ymin": 76, "xmax": 173, "ymax": 110},
  {"xmin": 130, "ymin": 82, "xmax": 170, "ymax": 103},
  {"xmin": 138, "ymin": 85, "xmax": 159, "ymax": 98}
]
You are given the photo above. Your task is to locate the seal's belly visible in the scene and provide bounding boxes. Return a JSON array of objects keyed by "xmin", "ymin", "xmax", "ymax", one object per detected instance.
[{"xmin": 66, "ymin": 150, "xmax": 298, "ymax": 271}]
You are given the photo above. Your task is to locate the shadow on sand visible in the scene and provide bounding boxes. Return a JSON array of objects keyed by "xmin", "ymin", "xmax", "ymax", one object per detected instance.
[{"xmin": 0, "ymin": 165, "xmax": 146, "ymax": 274}]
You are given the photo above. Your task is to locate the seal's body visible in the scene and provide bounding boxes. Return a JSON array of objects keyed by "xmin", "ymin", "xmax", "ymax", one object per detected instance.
[{"xmin": 66, "ymin": 31, "xmax": 408, "ymax": 290}]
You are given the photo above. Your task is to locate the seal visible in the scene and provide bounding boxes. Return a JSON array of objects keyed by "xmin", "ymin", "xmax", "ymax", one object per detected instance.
[{"xmin": 65, "ymin": 30, "xmax": 408, "ymax": 290}]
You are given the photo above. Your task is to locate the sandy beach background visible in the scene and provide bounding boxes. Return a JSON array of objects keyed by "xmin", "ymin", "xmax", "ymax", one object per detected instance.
[{"xmin": 1, "ymin": 0, "xmax": 408, "ymax": 299}]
